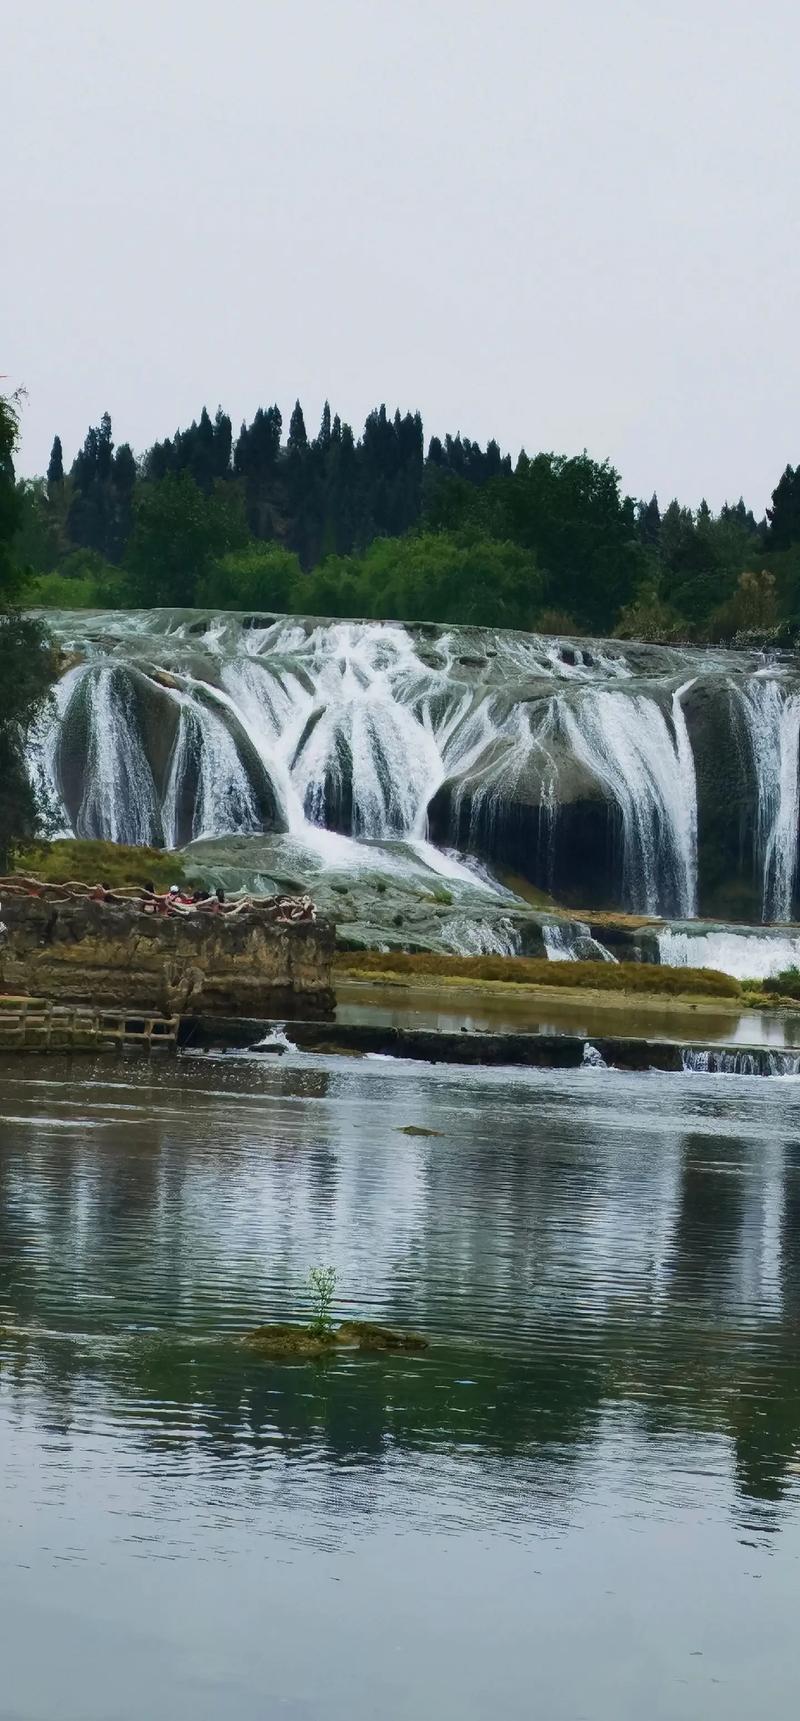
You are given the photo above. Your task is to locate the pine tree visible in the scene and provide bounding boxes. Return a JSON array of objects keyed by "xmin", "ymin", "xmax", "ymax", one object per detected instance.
[
  {"xmin": 96, "ymin": 412, "xmax": 114, "ymax": 483},
  {"xmin": 767, "ymin": 464, "xmax": 800, "ymax": 550},
  {"xmin": 638, "ymin": 493, "xmax": 661, "ymax": 547},
  {"xmin": 47, "ymin": 435, "xmax": 64, "ymax": 489},
  {"xmin": 288, "ymin": 400, "xmax": 308, "ymax": 454}
]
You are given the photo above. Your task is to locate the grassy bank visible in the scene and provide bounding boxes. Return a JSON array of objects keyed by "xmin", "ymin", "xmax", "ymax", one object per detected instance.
[
  {"xmin": 334, "ymin": 950, "xmax": 742, "ymax": 1000},
  {"xmin": 9, "ymin": 839, "xmax": 188, "ymax": 891}
]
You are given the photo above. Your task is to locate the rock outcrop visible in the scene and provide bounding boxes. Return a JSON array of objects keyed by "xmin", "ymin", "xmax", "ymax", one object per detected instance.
[{"xmin": 0, "ymin": 897, "xmax": 334, "ymax": 1017}]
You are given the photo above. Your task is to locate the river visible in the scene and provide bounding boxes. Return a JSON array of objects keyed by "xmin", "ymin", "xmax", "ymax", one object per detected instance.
[{"xmin": 2, "ymin": 1048, "xmax": 800, "ymax": 1719}]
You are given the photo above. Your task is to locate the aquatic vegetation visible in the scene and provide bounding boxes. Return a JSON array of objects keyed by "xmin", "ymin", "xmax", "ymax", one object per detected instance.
[{"xmin": 308, "ymin": 1264, "xmax": 337, "ymax": 1336}]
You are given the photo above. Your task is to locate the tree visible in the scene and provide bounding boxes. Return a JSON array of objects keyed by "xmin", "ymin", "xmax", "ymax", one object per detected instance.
[
  {"xmin": 0, "ymin": 392, "xmax": 59, "ymax": 865},
  {"xmin": 305, "ymin": 530, "xmax": 544, "ymax": 629},
  {"xmin": 767, "ymin": 464, "xmax": 800, "ymax": 551},
  {"xmin": 198, "ymin": 543, "xmax": 303, "ymax": 612},
  {"xmin": 0, "ymin": 392, "xmax": 24, "ymax": 599},
  {"xmin": 124, "ymin": 472, "xmax": 249, "ymax": 606},
  {"xmin": 429, "ymin": 451, "xmax": 647, "ymax": 629},
  {"xmin": 637, "ymin": 493, "xmax": 661, "ymax": 547},
  {"xmin": 47, "ymin": 435, "xmax": 64, "ymax": 490},
  {"xmin": 287, "ymin": 400, "xmax": 308, "ymax": 454}
]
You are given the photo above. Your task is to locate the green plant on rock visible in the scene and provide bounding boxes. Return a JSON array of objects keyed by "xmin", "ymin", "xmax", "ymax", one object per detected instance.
[
  {"xmin": 307, "ymin": 1265, "xmax": 337, "ymax": 1336},
  {"xmin": 767, "ymin": 965, "xmax": 800, "ymax": 1001}
]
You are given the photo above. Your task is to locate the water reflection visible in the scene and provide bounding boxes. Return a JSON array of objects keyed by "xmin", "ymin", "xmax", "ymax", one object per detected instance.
[{"xmin": 2, "ymin": 1053, "xmax": 800, "ymax": 1531}]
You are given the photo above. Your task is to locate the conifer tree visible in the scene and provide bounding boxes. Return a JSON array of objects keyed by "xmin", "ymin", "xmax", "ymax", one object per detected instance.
[{"xmin": 47, "ymin": 435, "xmax": 64, "ymax": 489}]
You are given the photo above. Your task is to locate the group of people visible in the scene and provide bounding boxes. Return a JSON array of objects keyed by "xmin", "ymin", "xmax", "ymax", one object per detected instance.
[
  {"xmin": 0, "ymin": 873, "xmax": 316, "ymax": 925},
  {"xmin": 134, "ymin": 882, "xmax": 230, "ymax": 916}
]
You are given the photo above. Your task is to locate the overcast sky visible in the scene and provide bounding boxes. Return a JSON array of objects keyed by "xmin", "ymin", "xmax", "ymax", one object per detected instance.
[{"xmin": 4, "ymin": 0, "xmax": 799, "ymax": 510}]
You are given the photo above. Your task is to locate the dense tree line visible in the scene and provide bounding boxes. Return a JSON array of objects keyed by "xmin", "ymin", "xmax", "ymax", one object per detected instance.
[
  {"xmin": 0, "ymin": 392, "xmax": 58, "ymax": 866},
  {"xmin": 12, "ymin": 397, "xmax": 800, "ymax": 640}
]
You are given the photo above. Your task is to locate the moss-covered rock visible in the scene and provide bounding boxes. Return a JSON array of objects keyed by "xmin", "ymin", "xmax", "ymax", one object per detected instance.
[{"xmin": 241, "ymin": 1321, "xmax": 429, "ymax": 1358}]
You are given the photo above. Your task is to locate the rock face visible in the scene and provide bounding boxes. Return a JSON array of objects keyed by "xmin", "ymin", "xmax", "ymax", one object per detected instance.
[{"xmin": 0, "ymin": 899, "xmax": 334, "ymax": 1017}]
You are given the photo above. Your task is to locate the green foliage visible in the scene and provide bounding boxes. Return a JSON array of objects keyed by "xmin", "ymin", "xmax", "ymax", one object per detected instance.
[
  {"xmin": 760, "ymin": 965, "xmax": 800, "ymax": 1000},
  {"xmin": 198, "ymin": 543, "xmax": 303, "ymax": 612},
  {"xmin": 615, "ymin": 582, "xmax": 683, "ymax": 641},
  {"xmin": 707, "ymin": 568, "xmax": 778, "ymax": 642},
  {"xmin": 336, "ymin": 949, "xmax": 743, "ymax": 998},
  {"xmin": 125, "ymin": 472, "xmax": 249, "ymax": 606},
  {"xmin": 0, "ymin": 393, "xmax": 23, "ymax": 600},
  {"xmin": 767, "ymin": 464, "xmax": 800, "ymax": 551},
  {"xmin": 425, "ymin": 452, "xmax": 646, "ymax": 629},
  {"xmin": 13, "ymin": 477, "xmax": 64, "ymax": 575},
  {"xmin": 307, "ymin": 1265, "xmax": 338, "ymax": 1336},
  {"xmin": 12, "ymin": 391, "xmax": 800, "ymax": 641},
  {"xmin": 9, "ymin": 838, "xmax": 187, "ymax": 889},
  {"xmin": 0, "ymin": 392, "xmax": 60, "ymax": 866},
  {"xmin": 22, "ymin": 548, "xmax": 126, "ymax": 610},
  {"xmin": 304, "ymin": 531, "xmax": 543, "ymax": 628}
]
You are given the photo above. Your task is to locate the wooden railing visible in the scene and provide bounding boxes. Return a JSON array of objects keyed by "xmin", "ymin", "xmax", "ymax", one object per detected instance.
[{"xmin": 0, "ymin": 997, "xmax": 180, "ymax": 1053}]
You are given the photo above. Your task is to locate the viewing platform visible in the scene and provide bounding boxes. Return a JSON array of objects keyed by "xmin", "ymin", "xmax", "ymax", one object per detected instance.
[{"xmin": 0, "ymin": 887, "xmax": 335, "ymax": 1024}]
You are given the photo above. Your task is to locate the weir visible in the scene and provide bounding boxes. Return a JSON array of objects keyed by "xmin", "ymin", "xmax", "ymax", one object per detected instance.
[{"xmin": 30, "ymin": 611, "xmax": 800, "ymax": 933}]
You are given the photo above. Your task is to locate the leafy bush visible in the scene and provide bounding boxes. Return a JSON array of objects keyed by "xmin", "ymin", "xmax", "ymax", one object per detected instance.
[{"xmin": 763, "ymin": 965, "xmax": 800, "ymax": 1000}]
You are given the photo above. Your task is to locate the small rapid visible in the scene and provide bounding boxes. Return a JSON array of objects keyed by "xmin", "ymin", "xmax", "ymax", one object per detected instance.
[{"xmin": 682, "ymin": 1048, "xmax": 800, "ymax": 1077}]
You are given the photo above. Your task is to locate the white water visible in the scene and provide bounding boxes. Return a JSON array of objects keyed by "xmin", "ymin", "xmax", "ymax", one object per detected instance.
[
  {"xmin": 76, "ymin": 667, "xmax": 161, "ymax": 845},
  {"xmin": 658, "ymin": 928, "xmax": 800, "ymax": 982},
  {"xmin": 438, "ymin": 915, "xmax": 522, "ymax": 956},
  {"xmin": 682, "ymin": 1048, "xmax": 800, "ymax": 1077},
  {"xmin": 28, "ymin": 612, "xmax": 800, "ymax": 931},
  {"xmin": 542, "ymin": 922, "xmax": 617, "ymax": 963},
  {"xmin": 736, "ymin": 675, "xmax": 800, "ymax": 922},
  {"xmin": 558, "ymin": 682, "xmax": 697, "ymax": 917},
  {"xmin": 162, "ymin": 692, "xmax": 263, "ymax": 846}
]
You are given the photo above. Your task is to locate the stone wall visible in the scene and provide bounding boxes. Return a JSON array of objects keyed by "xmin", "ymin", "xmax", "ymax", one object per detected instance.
[{"xmin": 0, "ymin": 898, "xmax": 335, "ymax": 1017}]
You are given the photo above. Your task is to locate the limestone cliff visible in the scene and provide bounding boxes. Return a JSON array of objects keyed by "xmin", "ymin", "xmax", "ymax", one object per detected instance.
[{"xmin": 0, "ymin": 898, "xmax": 334, "ymax": 1017}]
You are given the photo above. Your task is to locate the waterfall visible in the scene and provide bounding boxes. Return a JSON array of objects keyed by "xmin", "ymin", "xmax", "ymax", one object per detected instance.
[
  {"xmin": 558, "ymin": 683, "xmax": 697, "ymax": 917},
  {"xmin": 658, "ymin": 928, "xmax": 800, "ymax": 982},
  {"xmin": 735, "ymin": 675, "xmax": 800, "ymax": 922},
  {"xmin": 26, "ymin": 664, "xmax": 86, "ymax": 838},
  {"xmin": 438, "ymin": 915, "xmax": 522, "ymax": 956},
  {"xmin": 30, "ymin": 612, "xmax": 800, "ymax": 934},
  {"xmin": 162, "ymin": 694, "xmax": 263, "ymax": 846},
  {"xmin": 543, "ymin": 922, "xmax": 617, "ymax": 962},
  {"xmin": 75, "ymin": 667, "xmax": 161, "ymax": 846}
]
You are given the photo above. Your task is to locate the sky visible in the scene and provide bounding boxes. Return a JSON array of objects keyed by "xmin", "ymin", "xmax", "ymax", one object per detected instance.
[{"xmin": 4, "ymin": 0, "xmax": 799, "ymax": 511}]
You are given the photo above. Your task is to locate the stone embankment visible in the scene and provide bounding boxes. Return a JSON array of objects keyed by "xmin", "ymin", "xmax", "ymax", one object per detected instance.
[{"xmin": 0, "ymin": 897, "xmax": 335, "ymax": 1018}]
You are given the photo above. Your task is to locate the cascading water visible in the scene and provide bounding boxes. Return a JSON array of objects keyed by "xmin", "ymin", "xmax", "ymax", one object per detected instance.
[
  {"xmin": 658, "ymin": 928, "xmax": 800, "ymax": 982},
  {"xmin": 161, "ymin": 691, "xmax": 264, "ymax": 847},
  {"xmin": 682, "ymin": 1048, "xmax": 800, "ymax": 1077},
  {"xmin": 438, "ymin": 915, "xmax": 522, "ymax": 957},
  {"xmin": 26, "ymin": 612, "xmax": 800, "ymax": 944},
  {"xmin": 75, "ymin": 666, "xmax": 161, "ymax": 846},
  {"xmin": 558, "ymin": 682, "xmax": 698, "ymax": 918},
  {"xmin": 735, "ymin": 675, "xmax": 800, "ymax": 922},
  {"xmin": 542, "ymin": 922, "xmax": 617, "ymax": 963}
]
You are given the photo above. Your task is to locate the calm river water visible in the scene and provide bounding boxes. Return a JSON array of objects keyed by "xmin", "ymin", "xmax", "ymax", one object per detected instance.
[{"xmin": 1, "ymin": 1048, "xmax": 800, "ymax": 1720}]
